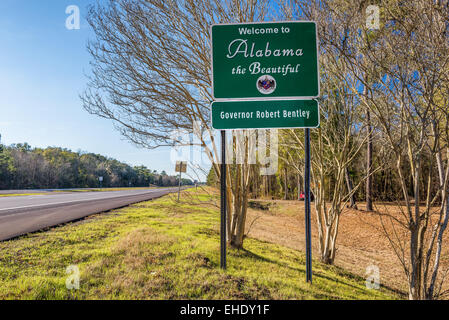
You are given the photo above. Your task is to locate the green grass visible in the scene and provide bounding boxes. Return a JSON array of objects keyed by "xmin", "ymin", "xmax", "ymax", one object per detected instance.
[{"xmin": 0, "ymin": 189, "xmax": 398, "ymax": 300}]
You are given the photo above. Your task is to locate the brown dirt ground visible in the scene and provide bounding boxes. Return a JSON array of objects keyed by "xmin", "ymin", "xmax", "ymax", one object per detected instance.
[{"xmin": 244, "ymin": 199, "xmax": 449, "ymax": 296}]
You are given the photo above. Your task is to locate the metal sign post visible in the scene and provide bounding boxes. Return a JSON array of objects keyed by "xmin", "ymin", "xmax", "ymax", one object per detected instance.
[
  {"xmin": 178, "ymin": 171, "xmax": 182, "ymax": 202},
  {"xmin": 304, "ymin": 128, "xmax": 312, "ymax": 283},
  {"xmin": 175, "ymin": 161, "xmax": 187, "ymax": 201},
  {"xmin": 220, "ymin": 130, "xmax": 227, "ymax": 270}
]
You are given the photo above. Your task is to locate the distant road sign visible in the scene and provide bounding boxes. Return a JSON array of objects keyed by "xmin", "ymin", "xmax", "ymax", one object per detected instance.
[
  {"xmin": 211, "ymin": 99, "xmax": 319, "ymax": 130},
  {"xmin": 175, "ymin": 161, "xmax": 187, "ymax": 173},
  {"xmin": 211, "ymin": 21, "xmax": 319, "ymax": 100},
  {"xmin": 98, "ymin": 176, "xmax": 103, "ymax": 182}
]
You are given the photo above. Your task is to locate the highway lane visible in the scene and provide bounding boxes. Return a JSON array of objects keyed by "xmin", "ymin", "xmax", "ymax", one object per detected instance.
[{"xmin": 0, "ymin": 188, "xmax": 180, "ymax": 241}]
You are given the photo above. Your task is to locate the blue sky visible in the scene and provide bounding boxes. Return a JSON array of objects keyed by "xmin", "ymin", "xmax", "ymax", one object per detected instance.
[{"xmin": 0, "ymin": 0, "xmax": 197, "ymax": 178}]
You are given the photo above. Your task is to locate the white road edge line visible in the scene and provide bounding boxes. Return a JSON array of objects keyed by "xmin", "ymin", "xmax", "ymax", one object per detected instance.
[{"xmin": 0, "ymin": 189, "xmax": 167, "ymax": 212}]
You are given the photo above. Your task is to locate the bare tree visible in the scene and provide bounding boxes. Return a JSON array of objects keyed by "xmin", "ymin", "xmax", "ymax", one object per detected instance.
[
  {"xmin": 278, "ymin": 0, "xmax": 371, "ymax": 265},
  {"xmin": 81, "ymin": 0, "xmax": 274, "ymax": 249},
  {"xmin": 325, "ymin": 0, "xmax": 449, "ymax": 299},
  {"xmin": 282, "ymin": 55, "xmax": 367, "ymax": 264}
]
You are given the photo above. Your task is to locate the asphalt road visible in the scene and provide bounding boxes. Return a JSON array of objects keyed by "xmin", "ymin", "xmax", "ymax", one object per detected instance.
[{"xmin": 0, "ymin": 188, "xmax": 180, "ymax": 241}]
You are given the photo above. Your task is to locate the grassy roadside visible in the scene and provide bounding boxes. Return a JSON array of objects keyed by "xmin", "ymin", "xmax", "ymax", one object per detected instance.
[
  {"xmin": 0, "ymin": 189, "xmax": 398, "ymax": 300},
  {"xmin": 0, "ymin": 193, "xmax": 47, "ymax": 197}
]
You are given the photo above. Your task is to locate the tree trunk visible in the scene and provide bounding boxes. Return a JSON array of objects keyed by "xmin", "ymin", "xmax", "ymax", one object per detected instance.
[
  {"xmin": 234, "ymin": 182, "xmax": 248, "ymax": 248},
  {"xmin": 297, "ymin": 174, "xmax": 301, "ymax": 200},
  {"xmin": 345, "ymin": 167, "xmax": 358, "ymax": 209},
  {"xmin": 426, "ymin": 121, "xmax": 448, "ymax": 299},
  {"xmin": 262, "ymin": 175, "xmax": 265, "ymax": 197},
  {"xmin": 284, "ymin": 167, "xmax": 288, "ymax": 200},
  {"xmin": 409, "ymin": 225, "xmax": 424, "ymax": 300},
  {"xmin": 366, "ymin": 109, "xmax": 373, "ymax": 211}
]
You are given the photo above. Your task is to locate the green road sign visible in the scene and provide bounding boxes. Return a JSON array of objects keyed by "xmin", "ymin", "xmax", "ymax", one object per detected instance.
[
  {"xmin": 211, "ymin": 99, "xmax": 319, "ymax": 130},
  {"xmin": 211, "ymin": 21, "xmax": 319, "ymax": 100}
]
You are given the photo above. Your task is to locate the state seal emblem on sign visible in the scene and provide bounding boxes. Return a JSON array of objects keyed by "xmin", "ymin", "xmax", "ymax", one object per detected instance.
[{"xmin": 257, "ymin": 75, "xmax": 276, "ymax": 94}]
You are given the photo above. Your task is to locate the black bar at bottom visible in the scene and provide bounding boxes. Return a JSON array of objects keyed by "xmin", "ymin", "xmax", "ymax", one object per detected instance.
[
  {"xmin": 220, "ymin": 130, "xmax": 227, "ymax": 270},
  {"xmin": 304, "ymin": 128, "xmax": 312, "ymax": 283}
]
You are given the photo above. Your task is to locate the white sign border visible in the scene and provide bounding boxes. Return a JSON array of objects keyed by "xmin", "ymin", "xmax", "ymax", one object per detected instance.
[
  {"xmin": 210, "ymin": 98, "xmax": 321, "ymax": 130},
  {"xmin": 210, "ymin": 20, "xmax": 321, "ymax": 101}
]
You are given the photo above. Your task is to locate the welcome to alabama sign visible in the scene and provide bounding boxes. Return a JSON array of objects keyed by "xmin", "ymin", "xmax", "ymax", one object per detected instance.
[{"xmin": 211, "ymin": 21, "xmax": 319, "ymax": 100}]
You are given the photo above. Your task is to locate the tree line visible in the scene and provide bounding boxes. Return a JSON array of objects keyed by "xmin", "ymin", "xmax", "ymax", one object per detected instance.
[{"xmin": 0, "ymin": 140, "xmax": 193, "ymax": 190}]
